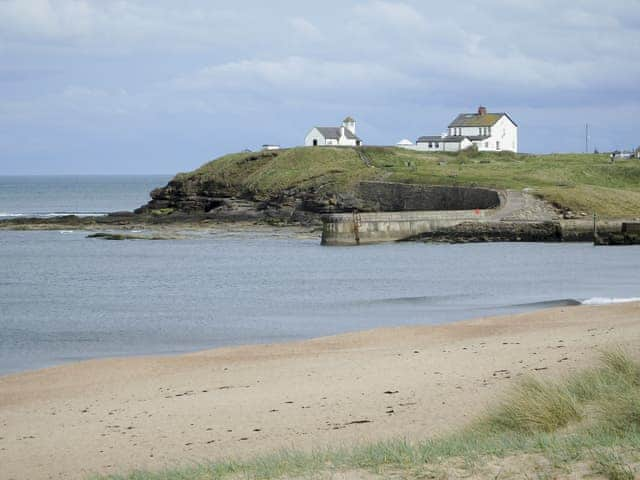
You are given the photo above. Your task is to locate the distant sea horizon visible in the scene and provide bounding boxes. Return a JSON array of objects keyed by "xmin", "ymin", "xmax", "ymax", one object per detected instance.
[{"xmin": 0, "ymin": 174, "xmax": 173, "ymax": 219}]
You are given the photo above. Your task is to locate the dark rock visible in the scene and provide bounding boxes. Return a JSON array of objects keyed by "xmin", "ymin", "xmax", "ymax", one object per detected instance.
[
  {"xmin": 415, "ymin": 221, "xmax": 562, "ymax": 243},
  {"xmin": 135, "ymin": 178, "xmax": 502, "ymax": 227}
]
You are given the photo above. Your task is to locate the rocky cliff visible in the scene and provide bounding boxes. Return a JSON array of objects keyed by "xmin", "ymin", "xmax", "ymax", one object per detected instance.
[{"xmin": 135, "ymin": 150, "xmax": 502, "ymax": 225}]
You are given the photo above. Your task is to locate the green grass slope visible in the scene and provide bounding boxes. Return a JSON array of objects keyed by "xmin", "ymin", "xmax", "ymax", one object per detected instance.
[
  {"xmin": 180, "ymin": 147, "xmax": 379, "ymax": 198},
  {"xmin": 180, "ymin": 147, "xmax": 640, "ymax": 217}
]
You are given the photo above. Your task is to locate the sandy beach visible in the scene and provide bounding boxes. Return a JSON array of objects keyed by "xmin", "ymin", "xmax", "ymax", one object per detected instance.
[{"xmin": 1, "ymin": 302, "xmax": 639, "ymax": 480}]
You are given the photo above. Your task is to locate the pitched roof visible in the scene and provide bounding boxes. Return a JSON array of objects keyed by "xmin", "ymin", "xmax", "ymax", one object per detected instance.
[
  {"xmin": 315, "ymin": 127, "xmax": 361, "ymax": 141},
  {"xmin": 467, "ymin": 135, "xmax": 491, "ymax": 141},
  {"xmin": 416, "ymin": 135, "xmax": 471, "ymax": 143},
  {"xmin": 448, "ymin": 112, "xmax": 515, "ymax": 128}
]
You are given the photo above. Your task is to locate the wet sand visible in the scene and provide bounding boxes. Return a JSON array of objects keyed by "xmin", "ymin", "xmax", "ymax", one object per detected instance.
[{"xmin": 1, "ymin": 302, "xmax": 639, "ymax": 480}]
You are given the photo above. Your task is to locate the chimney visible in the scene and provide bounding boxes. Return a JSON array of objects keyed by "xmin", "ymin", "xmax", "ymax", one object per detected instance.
[
  {"xmin": 340, "ymin": 126, "xmax": 345, "ymax": 138},
  {"xmin": 478, "ymin": 106, "xmax": 487, "ymax": 116}
]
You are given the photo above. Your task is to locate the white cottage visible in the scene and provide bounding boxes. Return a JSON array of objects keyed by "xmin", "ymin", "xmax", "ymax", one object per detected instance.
[
  {"xmin": 414, "ymin": 107, "xmax": 518, "ymax": 153},
  {"xmin": 305, "ymin": 117, "xmax": 363, "ymax": 147}
]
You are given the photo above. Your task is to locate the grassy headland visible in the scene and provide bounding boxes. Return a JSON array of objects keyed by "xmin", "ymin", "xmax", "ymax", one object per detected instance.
[
  {"xmin": 99, "ymin": 349, "xmax": 640, "ymax": 479},
  {"xmin": 177, "ymin": 147, "xmax": 640, "ymax": 218}
]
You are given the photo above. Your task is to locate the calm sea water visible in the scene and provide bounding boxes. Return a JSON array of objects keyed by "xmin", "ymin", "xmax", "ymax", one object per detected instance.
[
  {"xmin": 1, "ymin": 177, "xmax": 639, "ymax": 375},
  {"xmin": 0, "ymin": 175, "xmax": 171, "ymax": 218}
]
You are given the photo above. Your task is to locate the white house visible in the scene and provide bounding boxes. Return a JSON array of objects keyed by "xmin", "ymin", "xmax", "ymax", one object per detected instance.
[
  {"xmin": 411, "ymin": 107, "xmax": 518, "ymax": 153},
  {"xmin": 305, "ymin": 117, "xmax": 363, "ymax": 147}
]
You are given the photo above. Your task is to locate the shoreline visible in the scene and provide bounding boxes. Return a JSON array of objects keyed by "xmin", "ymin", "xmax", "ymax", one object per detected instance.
[
  {"xmin": 1, "ymin": 302, "xmax": 639, "ymax": 479},
  {"xmin": 2, "ymin": 295, "xmax": 633, "ymax": 379},
  {"xmin": 2, "ymin": 213, "xmax": 636, "ymax": 246}
]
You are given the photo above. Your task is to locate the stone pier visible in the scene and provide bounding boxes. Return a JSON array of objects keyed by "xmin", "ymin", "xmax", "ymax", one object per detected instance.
[{"xmin": 321, "ymin": 209, "xmax": 492, "ymax": 246}]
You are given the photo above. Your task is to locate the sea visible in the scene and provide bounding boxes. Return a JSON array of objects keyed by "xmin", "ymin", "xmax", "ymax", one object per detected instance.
[{"xmin": 1, "ymin": 175, "xmax": 639, "ymax": 376}]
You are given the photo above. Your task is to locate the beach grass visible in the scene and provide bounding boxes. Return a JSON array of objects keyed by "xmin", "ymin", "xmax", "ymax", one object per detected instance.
[
  {"xmin": 180, "ymin": 147, "xmax": 640, "ymax": 218},
  {"xmin": 97, "ymin": 349, "xmax": 640, "ymax": 479}
]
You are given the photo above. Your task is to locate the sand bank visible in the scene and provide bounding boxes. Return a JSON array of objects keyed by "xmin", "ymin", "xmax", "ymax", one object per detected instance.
[{"xmin": 1, "ymin": 302, "xmax": 639, "ymax": 480}]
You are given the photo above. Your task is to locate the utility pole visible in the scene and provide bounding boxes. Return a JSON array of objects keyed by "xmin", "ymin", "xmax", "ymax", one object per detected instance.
[{"xmin": 585, "ymin": 124, "xmax": 590, "ymax": 153}]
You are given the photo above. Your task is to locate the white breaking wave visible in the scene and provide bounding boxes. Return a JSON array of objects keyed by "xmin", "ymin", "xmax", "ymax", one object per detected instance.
[
  {"xmin": 582, "ymin": 297, "xmax": 640, "ymax": 305},
  {"xmin": 0, "ymin": 212, "xmax": 107, "ymax": 218}
]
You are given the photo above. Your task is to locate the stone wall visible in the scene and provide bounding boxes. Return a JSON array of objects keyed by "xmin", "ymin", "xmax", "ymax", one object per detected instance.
[
  {"xmin": 355, "ymin": 182, "xmax": 500, "ymax": 212},
  {"xmin": 321, "ymin": 210, "xmax": 492, "ymax": 246},
  {"xmin": 321, "ymin": 182, "xmax": 503, "ymax": 245}
]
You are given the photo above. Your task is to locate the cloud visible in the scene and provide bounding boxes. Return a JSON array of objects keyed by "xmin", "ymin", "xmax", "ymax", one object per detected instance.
[
  {"xmin": 0, "ymin": 0, "xmax": 93, "ymax": 40},
  {"xmin": 0, "ymin": 0, "xmax": 638, "ymax": 172},
  {"xmin": 169, "ymin": 57, "xmax": 421, "ymax": 93},
  {"xmin": 0, "ymin": 0, "xmax": 252, "ymax": 53},
  {"xmin": 353, "ymin": 1, "xmax": 425, "ymax": 28},
  {"xmin": 288, "ymin": 17, "xmax": 322, "ymax": 41}
]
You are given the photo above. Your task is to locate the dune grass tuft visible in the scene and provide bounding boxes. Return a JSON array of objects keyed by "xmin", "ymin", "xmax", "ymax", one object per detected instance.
[
  {"xmin": 592, "ymin": 449, "xmax": 636, "ymax": 480},
  {"xmin": 481, "ymin": 376, "xmax": 581, "ymax": 433}
]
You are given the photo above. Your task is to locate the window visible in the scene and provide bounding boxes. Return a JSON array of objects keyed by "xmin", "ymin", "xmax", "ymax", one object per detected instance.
[
  {"xmin": 484, "ymin": 141, "xmax": 489, "ymax": 148},
  {"xmin": 435, "ymin": 142, "xmax": 439, "ymax": 148},
  {"xmin": 428, "ymin": 142, "xmax": 433, "ymax": 148},
  {"xmin": 496, "ymin": 141, "xmax": 501, "ymax": 150}
]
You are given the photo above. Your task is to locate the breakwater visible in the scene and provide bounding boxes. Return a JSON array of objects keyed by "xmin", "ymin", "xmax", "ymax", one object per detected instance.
[{"xmin": 321, "ymin": 209, "xmax": 491, "ymax": 245}]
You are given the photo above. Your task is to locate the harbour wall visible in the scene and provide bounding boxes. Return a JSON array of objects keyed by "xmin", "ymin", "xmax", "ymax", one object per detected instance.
[
  {"xmin": 321, "ymin": 182, "xmax": 500, "ymax": 246},
  {"xmin": 355, "ymin": 182, "xmax": 500, "ymax": 212},
  {"xmin": 321, "ymin": 210, "xmax": 492, "ymax": 245}
]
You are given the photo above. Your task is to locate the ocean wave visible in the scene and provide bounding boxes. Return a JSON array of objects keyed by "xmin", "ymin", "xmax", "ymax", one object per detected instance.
[
  {"xmin": 356, "ymin": 294, "xmax": 463, "ymax": 306},
  {"xmin": 40, "ymin": 212, "xmax": 108, "ymax": 218},
  {"xmin": 0, "ymin": 212, "xmax": 107, "ymax": 218},
  {"xmin": 581, "ymin": 297, "xmax": 640, "ymax": 305},
  {"xmin": 510, "ymin": 299, "xmax": 582, "ymax": 308}
]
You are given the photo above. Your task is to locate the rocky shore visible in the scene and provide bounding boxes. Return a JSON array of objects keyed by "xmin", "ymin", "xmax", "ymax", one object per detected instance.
[
  {"xmin": 412, "ymin": 221, "xmax": 563, "ymax": 243},
  {"xmin": 2, "ymin": 148, "xmax": 636, "ymax": 245}
]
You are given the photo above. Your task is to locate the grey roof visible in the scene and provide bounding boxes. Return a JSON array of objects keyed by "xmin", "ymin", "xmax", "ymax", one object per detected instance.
[
  {"xmin": 416, "ymin": 135, "xmax": 470, "ymax": 143},
  {"xmin": 448, "ymin": 112, "xmax": 518, "ymax": 128},
  {"xmin": 315, "ymin": 126, "xmax": 361, "ymax": 141},
  {"xmin": 467, "ymin": 135, "xmax": 491, "ymax": 141}
]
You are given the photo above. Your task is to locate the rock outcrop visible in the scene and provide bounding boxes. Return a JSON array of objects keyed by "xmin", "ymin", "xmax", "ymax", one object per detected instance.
[{"xmin": 136, "ymin": 160, "xmax": 501, "ymax": 225}]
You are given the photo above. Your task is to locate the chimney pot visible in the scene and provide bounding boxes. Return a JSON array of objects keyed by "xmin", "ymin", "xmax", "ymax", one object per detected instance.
[{"xmin": 478, "ymin": 106, "xmax": 487, "ymax": 116}]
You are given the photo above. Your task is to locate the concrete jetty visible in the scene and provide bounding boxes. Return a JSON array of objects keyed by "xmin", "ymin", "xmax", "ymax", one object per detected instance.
[
  {"xmin": 321, "ymin": 209, "xmax": 492, "ymax": 245},
  {"xmin": 320, "ymin": 187, "xmax": 622, "ymax": 246}
]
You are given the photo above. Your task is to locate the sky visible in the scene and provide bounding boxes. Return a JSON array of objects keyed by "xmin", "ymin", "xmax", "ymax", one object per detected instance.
[{"xmin": 1, "ymin": 0, "xmax": 639, "ymax": 174}]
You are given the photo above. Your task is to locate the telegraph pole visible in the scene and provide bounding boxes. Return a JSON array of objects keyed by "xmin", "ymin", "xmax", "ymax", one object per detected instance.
[{"xmin": 585, "ymin": 124, "xmax": 590, "ymax": 153}]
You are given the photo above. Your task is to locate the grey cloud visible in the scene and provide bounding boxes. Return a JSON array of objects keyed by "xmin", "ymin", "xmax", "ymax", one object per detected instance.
[{"xmin": 0, "ymin": 0, "xmax": 638, "ymax": 173}]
